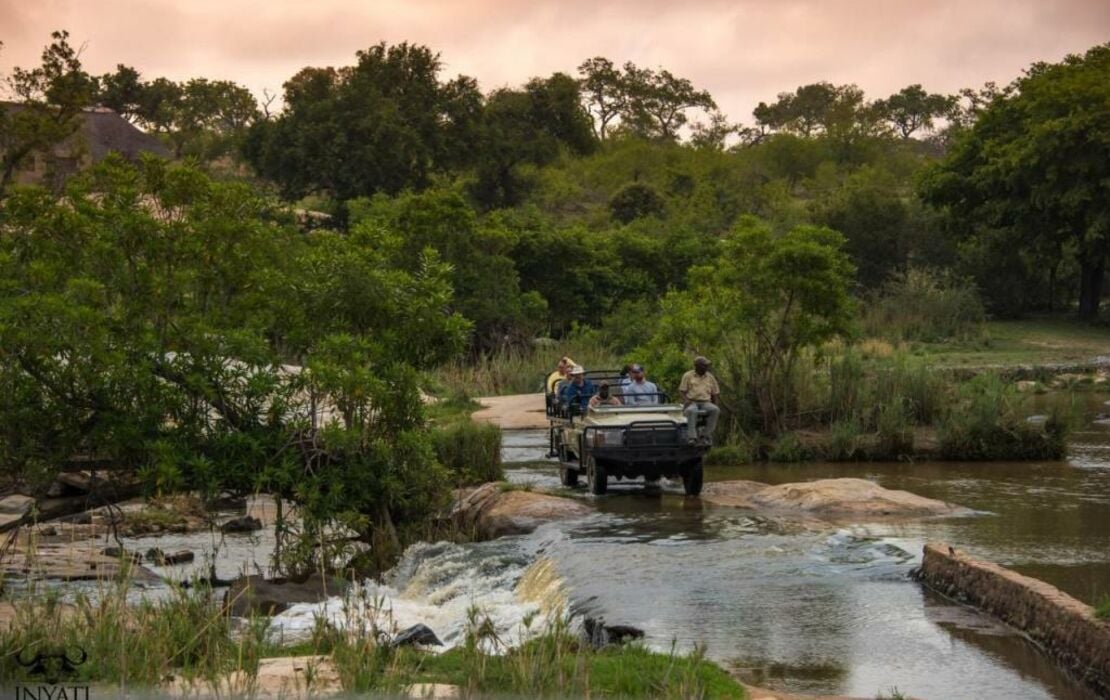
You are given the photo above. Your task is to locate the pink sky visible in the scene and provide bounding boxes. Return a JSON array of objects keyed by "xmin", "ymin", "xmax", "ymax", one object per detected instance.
[{"xmin": 1, "ymin": 0, "xmax": 1108, "ymax": 122}]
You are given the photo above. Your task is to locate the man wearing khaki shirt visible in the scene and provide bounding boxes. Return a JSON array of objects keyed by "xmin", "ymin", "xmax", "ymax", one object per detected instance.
[{"xmin": 679, "ymin": 356, "xmax": 720, "ymax": 445}]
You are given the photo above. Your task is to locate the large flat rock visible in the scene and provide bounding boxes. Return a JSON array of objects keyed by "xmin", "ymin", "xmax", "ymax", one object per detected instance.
[
  {"xmin": 702, "ymin": 478, "xmax": 969, "ymax": 520},
  {"xmin": 453, "ymin": 482, "xmax": 592, "ymax": 539}
]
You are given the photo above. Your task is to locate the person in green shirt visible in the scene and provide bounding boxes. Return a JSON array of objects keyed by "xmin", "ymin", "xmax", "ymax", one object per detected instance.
[{"xmin": 678, "ymin": 356, "xmax": 720, "ymax": 445}]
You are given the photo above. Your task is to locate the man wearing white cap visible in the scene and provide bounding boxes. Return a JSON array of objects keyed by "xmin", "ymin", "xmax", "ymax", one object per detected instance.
[{"xmin": 558, "ymin": 365, "xmax": 596, "ymax": 413}]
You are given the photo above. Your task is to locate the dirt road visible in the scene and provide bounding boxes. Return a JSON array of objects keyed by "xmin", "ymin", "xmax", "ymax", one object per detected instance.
[{"xmin": 472, "ymin": 393, "xmax": 548, "ymax": 430}]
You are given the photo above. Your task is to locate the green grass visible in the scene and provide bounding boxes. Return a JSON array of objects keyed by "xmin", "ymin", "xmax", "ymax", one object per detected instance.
[
  {"xmin": 909, "ymin": 318, "xmax": 1110, "ymax": 368},
  {"xmin": 1096, "ymin": 594, "xmax": 1110, "ymax": 620}
]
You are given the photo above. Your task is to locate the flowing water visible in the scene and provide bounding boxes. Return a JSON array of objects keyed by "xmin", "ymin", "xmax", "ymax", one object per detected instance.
[
  {"xmin": 19, "ymin": 405, "xmax": 1109, "ymax": 698},
  {"xmin": 279, "ymin": 408, "xmax": 1109, "ymax": 699}
]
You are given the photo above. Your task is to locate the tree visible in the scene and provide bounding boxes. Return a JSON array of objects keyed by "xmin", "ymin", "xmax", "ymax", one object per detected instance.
[
  {"xmin": 874, "ymin": 84, "xmax": 954, "ymax": 139},
  {"xmin": 244, "ymin": 43, "xmax": 482, "ymax": 200},
  {"xmin": 96, "ymin": 64, "xmax": 144, "ymax": 122},
  {"xmin": 609, "ymin": 181, "xmax": 666, "ymax": 223},
  {"xmin": 620, "ymin": 63, "xmax": 716, "ymax": 140},
  {"xmin": 0, "ymin": 156, "xmax": 469, "ymax": 572},
  {"xmin": 0, "ymin": 31, "xmax": 97, "ymax": 195},
  {"xmin": 470, "ymin": 73, "xmax": 596, "ymax": 209},
  {"xmin": 577, "ymin": 57, "xmax": 627, "ymax": 140},
  {"xmin": 640, "ymin": 217, "xmax": 856, "ymax": 434},
  {"xmin": 921, "ymin": 44, "xmax": 1110, "ymax": 318}
]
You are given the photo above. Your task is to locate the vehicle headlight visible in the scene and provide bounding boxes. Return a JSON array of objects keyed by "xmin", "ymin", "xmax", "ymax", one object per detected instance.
[{"xmin": 592, "ymin": 428, "xmax": 624, "ymax": 446}]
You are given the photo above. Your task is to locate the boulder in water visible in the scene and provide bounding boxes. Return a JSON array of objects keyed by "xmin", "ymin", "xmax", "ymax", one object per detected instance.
[
  {"xmin": 220, "ymin": 515, "xmax": 263, "ymax": 533},
  {"xmin": 453, "ymin": 483, "xmax": 592, "ymax": 539},
  {"xmin": 391, "ymin": 623, "xmax": 443, "ymax": 648},
  {"xmin": 583, "ymin": 617, "xmax": 645, "ymax": 648},
  {"xmin": 703, "ymin": 478, "xmax": 969, "ymax": 520},
  {"xmin": 223, "ymin": 575, "xmax": 350, "ymax": 617}
]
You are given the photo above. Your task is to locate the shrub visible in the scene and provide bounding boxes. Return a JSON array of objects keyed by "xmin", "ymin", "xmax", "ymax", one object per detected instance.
[
  {"xmin": 769, "ymin": 432, "xmax": 812, "ymax": 463},
  {"xmin": 704, "ymin": 442, "xmax": 755, "ymax": 465},
  {"xmin": 875, "ymin": 398, "xmax": 914, "ymax": 459},
  {"xmin": 826, "ymin": 418, "xmax": 863, "ymax": 461},
  {"xmin": 1096, "ymin": 594, "xmax": 1110, "ymax": 620},
  {"xmin": 609, "ymin": 182, "xmax": 666, "ymax": 223},
  {"xmin": 827, "ymin": 351, "xmax": 865, "ymax": 422},
  {"xmin": 873, "ymin": 355, "xmax": 947, "ymax": 425},
  {"xmin": 937, "ymin": 374, "xmax": 1069, "ymax": 460},
  {"xmin": 433, "ymin": 420, "xmax": 503, "ymax": 485},
  {"xmin": 863, "ymin": 268, "xmax": 985, "ymax": 343}
]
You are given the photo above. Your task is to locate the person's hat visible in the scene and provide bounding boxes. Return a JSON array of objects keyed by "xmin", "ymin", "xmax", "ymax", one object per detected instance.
[
  {"xmin": 694, "ymin": 356, "xmax": 710, "ymax": 365},
  {"xmin": 630, "ymin": 363, "xmax": 644, "ymax": 373},
  {"xmin": 569, "ymin": 365, "xmax": 585, "ymax": 375}
]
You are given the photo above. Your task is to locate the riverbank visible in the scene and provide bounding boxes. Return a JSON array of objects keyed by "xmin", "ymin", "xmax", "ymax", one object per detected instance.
[{"xmin": 0, "ymin": 578, "xmax": 748, "ymax": 698}]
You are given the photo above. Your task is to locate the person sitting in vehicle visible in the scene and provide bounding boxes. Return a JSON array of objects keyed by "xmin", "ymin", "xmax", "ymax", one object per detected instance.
[
  {"xmin": 559, "ymin": 365, "xmax": 595, "ymax": 413},
  {"xmin": 589, "ymin": 382, "xmax": 622, "ymax": 408},
  {"xmin": 546, "ymin": 356, "xmax": 576, "ymax": 394},
  {"xmin": 679, "ymin": 356, "xmax": 720, "ymax": 445},
  {"xmin": 620, "ymin": 363, "xmax": 659, "ymax": 405}
]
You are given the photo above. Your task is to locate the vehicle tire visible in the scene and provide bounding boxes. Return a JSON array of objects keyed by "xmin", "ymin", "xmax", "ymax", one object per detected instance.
[
  {"xmin": 683, "ymin": 459, "xmax": 703, "ymax": 497},
  {"xmin": 586, "ymin": 455, "xmax": 607, "ymax": 495},
  {"xmin": 561, "ymin": 466, "xmax": 579, "ymax": 488}
]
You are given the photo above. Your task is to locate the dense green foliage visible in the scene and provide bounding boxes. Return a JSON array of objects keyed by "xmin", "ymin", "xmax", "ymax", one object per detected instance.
[
  {"xmin": 922, "ymin": 43, "xmax": 1110, "ymax": 318},
  {"xmin": 1, "ymin": 30, "xmax": 1104, "ymax": 559},
  {"xmin": 0, "ymin": 156, "xmax": 468, "ymax": 569}
]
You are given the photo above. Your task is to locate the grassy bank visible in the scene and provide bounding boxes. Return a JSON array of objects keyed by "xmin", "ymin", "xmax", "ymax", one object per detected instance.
[
  {"xmin": 0, "ymin": 580, "xmax": 744, "ymax": 698},
  {"xmin": 904, "ymin": 318, "xmax": 1110, "ymax": 368}
]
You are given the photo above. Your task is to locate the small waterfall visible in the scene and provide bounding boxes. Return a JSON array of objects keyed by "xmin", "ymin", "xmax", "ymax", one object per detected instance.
[{"xmin": 271, "ymin": 539, "xmax": 569, "ymax": 649}]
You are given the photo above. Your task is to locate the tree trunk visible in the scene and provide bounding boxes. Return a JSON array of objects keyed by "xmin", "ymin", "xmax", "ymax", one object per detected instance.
[{"xmin": 1078, "ymin": 256, "xmax": 1106, "ymax": 319}]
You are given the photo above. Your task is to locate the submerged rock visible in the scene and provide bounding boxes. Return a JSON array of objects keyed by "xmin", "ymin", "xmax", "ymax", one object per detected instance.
[
  {"xmin": 703, "ymin": 478, "xmax": 969, "ymax": 520},
  {"xmin": 224, "ymin": 575, "xmax": 350, "ymax": 617},
  {"xmin": 220, "ymin": 515, "xmax": 263, "ymax": 533},
  {"xmin": 391, "ymin": 623, "xmax": 443, "ymax": 648},
  {"xmin": 453, "ymin": 482, "xmax": 592, "ymax": 539}
]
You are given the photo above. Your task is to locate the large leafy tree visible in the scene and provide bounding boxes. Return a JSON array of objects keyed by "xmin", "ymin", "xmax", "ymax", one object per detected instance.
[
  {"xmin": 874, "ymin": 84, "xmax": 954, "ymax": 139},
  {"xmin": 640, "ymin": 217, "xmax": 856, "ymax": 434},
  {"xmin": 0, "ymin": 31, "xmax": 97, "ymax": 196},
  {"xmin": 470, "ymin": 72, "xmax": 596, "ymax": 209},
  {"xmin": 243, "ymin": 43, "xmax": 483, "ymax": 200},
  {"xmin": 0, "ymin": 156, "xmax": 469, "ymax": 570},
  {"xmin": 921, "ymin": 44, "xmax": 1110, "ymax": 317},
  {"xmin": 621, "ymin": 63, "xmax": 716, "ymax": 141}
]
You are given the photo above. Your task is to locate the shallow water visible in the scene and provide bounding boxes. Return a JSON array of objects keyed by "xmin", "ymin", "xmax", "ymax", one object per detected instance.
[{"xmin": 480, "ymin": 408, "xmax": 1110, "ymax": 699}]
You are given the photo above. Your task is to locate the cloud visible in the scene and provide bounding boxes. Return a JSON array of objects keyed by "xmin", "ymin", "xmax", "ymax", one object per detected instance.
[{"xmin": 2, "ymin": 0, "xmax": 1107, "ymax": 121}]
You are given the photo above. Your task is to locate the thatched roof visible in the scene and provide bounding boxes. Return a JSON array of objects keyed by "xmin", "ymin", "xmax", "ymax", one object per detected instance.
[{"xmin": 1, "ymin": 103, "xmax": 171, "ymax": 161}]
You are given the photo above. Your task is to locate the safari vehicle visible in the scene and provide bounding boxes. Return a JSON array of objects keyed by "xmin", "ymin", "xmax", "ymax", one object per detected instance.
[{"xmin": 545, "ymin": 369, "xmax": 706, "ymax": 496}]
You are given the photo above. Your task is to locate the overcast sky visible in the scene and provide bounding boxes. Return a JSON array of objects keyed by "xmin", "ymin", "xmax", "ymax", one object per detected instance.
[{"xmin": 2, "ymin": 0, "xmax": 1108, "ymax": 121}]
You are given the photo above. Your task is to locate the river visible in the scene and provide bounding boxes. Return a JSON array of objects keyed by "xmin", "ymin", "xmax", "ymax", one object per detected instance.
[{"xmin": 298, "ymin": 417, "xmax": 1109, "ymax": 699}]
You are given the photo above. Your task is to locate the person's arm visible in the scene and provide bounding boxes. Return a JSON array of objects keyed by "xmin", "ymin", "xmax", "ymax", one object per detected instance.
[
  {"xmin": 678, "ymin": 374, "xmax": 690, "ymax": 407},
  {"xmin": 710, "ymin": 375, "xmax": 720, "ymax": 405}
]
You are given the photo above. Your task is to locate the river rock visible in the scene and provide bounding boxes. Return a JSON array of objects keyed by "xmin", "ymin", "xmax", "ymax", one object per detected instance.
[
  {"xmin": 453, "ymin": 482, "xmax": 592, "ymax": 539},
  {"xmin": 224, "ymin": 575, "xmax": 350, "ymax": 617},
  {"xmin": 391, "ymin": 623, "xmax": 443, "ymax": 648},
  {"xmin": 702, "ymin": 478, "xmax": 968, "ymax": 520},
  {"xmin": 220, "ymin": 515, "xmax": 263, "ymax": 533}
]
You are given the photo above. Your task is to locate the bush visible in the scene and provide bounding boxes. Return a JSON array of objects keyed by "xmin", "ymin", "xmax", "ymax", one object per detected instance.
[
  {"xmin": 609, "ymin": 182, "xmax": 666, "ymax": 223},
  {"xmin": 825, "ymin": 418, "xmax": 863, "ymax": 461},
  {"xmin": 872, "ymin": 355, "xmax": 947, "ymax": 425},
  {"xmin": 937, "ymin": 375, "xmax": 1069, "ymax": 460},
  {"xmin": 863, "ymin": 268, "xmax": 985, "ymax": 343},
  {"xmin": 769, "ymin": 432, "xmax": 812, "ymax": 463},
  {"xmin": 875, "ymin": 398, "xmax": 914, "ymax": 459},
  {"xmin": 704, "ymin": 442, "xmax": 755, "ymax": 465},
  {"xmin": 433, "ymin": 421, "xmax": 503, "ymax": 485}
]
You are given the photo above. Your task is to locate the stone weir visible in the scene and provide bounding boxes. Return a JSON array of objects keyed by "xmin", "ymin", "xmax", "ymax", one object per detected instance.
[{"xmin": 917, "ymin": 542, "xmax": 1110, "ymax": 697}]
